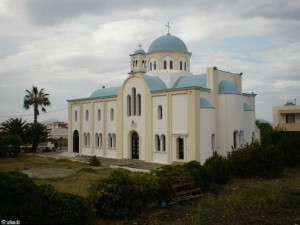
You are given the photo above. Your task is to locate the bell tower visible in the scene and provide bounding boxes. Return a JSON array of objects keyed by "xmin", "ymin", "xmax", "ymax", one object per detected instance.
[{"xmin": 129, "ymin": 44, "xmax": 146, "ymax": 75}]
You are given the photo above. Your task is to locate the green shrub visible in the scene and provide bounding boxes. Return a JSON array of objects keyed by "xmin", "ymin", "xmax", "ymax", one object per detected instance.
[
  {"xmin": 0, "ymin": 171, "xmax": 44, "ymax": 225},
  {"xmin": 278, "ymin": 132, "xmax": 300, "ymax": 167},
  {"xmin": 89, "ymin": 155, "xmax": 101, "ymax": 166},
  {"xmin": 183, "ymin": 160, "xmax": 212, "ymax": 192},
  {"xmin": 227, "ymin": 142, "xmax": 285, "ymax": 178},
  {"xmin": 204, "ymin": 151, "xmax": 231, "ymax": 184},
  {"xmin": 0, "ymin": 171, "xmax": 92, "ymax": 225},
  {"xmin": 0, "ymin": 142, "xmax": 8, "ymax": 158},
  {"xmin": 151, "ymin": 164, "xmax": 193, "ymax": 201},
  {"xmin": 89, "ymin": 169, "xmax": 157, "ymax": 218},
  {"xmin": 40, "ymin": 185, "xmax": 92, "ymax": 225}
]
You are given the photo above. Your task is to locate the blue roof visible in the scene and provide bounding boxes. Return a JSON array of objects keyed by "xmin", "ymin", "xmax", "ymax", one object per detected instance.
[
  {"xmin": 243, "ymin": 102, "xmax": 254, "ymax": 111},
  {"xmin": 148, "ymin": 34, "xmax": 188, "ymax": 53},
  {"xmin": 90, "ymin": 86, "xmax": 120, "ymax": 98},
  {"xmin": 130, "ymin": 49, "xmax": 146, "ymax": 56},
  {"xmin": 200, "ymin": 97, "xmax": 214, "ymax": 108},
  {"xmin": 143, "ymin": 75, "xmax": 167, "ymax": 91},
  {"xmin": 174, "ymin": 74, "xmax": 207, "ymax": 89},
  {"xmin": 219, "ymin": 80, "xmax": 240, "ymax": 94}
]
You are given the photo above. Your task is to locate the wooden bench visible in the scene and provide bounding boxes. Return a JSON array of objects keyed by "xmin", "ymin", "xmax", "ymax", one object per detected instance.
[{"xmin": 170, "ymin": 182, "xmax": 202, "ymax": 204}]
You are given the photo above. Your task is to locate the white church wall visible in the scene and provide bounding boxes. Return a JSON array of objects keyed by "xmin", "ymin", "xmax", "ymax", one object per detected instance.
[
  {"xmin": 82, "ymin": 103, "xmax": 92, "ymax": 156},
  {"xmin": 152, "ymin": 95, "xmax": 168, "ymax": 164},
  {"xmin": 106, "ymin": 100, "xmax": 117, "ymax": 158},
  {"xmin": 122, "ymin": 76, "xmax": 146, "ymax": 160},
  {"xmin": 218, "ymin": 94, "xmax": 243, "ymax": 156},
  {"xmin": 94, "ymin": 149, "xmax": 103, "ymax": 157},
  {"xmin": 243, "ymin": 111, "xmax": 256, "ymax": 144},
  {"xmin": 199, "ymin": 108, "xmax": 216, "ymax": 164},
  {"xmin": 172, "ymin": 94, "xmax": 188, "ymax": 134},
  {"xmin": 71, "ymin": 105, "xmax": 80, "ymax": 132}
]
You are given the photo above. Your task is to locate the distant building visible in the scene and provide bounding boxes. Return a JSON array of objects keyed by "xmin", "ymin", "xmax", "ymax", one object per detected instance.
[
  {"xmin": 67, "ymin": 29, "xmax": 259, "ymax": 164},
  {"xmin": 273, "ymin": 100, "xmax": 300, "ymax": 132},
  {"xmin": 49, "ymin": 128, "xmax": 68, "ymax": 140},
  {"xmin": 44, "ymin": 120, "xmax": 68, "ymax": 134}
]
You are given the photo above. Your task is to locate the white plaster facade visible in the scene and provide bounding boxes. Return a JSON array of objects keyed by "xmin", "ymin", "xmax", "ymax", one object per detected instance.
[{"xmin": 67, "ymin": 32, "xmax": 259, "ymax": 164}]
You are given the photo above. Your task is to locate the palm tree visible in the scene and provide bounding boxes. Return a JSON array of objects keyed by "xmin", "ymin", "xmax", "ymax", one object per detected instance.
[
  {"xmin": 1, "ymin": 118, "xmax": 28, "ymax": 143},
  {"xmin": 23, "ymin": 86, "xmax": 51, "ymax": 124},
  {"xmin": 26, "ymin": 122, "xmax": 49, "ymax": 152}
]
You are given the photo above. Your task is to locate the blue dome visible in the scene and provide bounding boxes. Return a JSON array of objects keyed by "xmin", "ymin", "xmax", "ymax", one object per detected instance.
[
  {"xmin": 148, "ymin": 34, "xmax": 188, "ymax": 53},
  {"xmin": 134, "ymin": 49, "xmax": 145, "ymax": 54}
]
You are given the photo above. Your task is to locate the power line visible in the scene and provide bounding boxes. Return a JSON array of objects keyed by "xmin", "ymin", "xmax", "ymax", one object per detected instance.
[{"xmin": 0, "ymin": 107, "xmax": 68, "ymax": 118}]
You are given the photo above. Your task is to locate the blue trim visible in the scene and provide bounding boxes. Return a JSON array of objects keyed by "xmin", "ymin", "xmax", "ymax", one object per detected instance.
[
  {"xmin": 90, "ymin": 86, "xmax": 120, "ymax": 98},
  {"xmin": 200, "ymin": 97, "xmax": 214, "ymax": 108},
  {"xmin": 219, "ymin": 80, "xmax": 240, "ymax": 94},
  {"xmin": 243, "ymin": 102, "xmax": 254, "ymax": 111},
  {"xmin": 174, "ymin": 74, "xmax": 206, "ymax": 89},
  {"xmin": 143, "ymin": 75, "xmax": 167, "ymax": 91}
]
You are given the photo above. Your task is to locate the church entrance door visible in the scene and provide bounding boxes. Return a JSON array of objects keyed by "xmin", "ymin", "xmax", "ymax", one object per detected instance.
[
  {"xmin": 73, "ymin": 130, "xmax": 79, "ymax": 153},
  {"xmin": 131, "ymin": 132, "xmax": 139, "ymax": 159}
]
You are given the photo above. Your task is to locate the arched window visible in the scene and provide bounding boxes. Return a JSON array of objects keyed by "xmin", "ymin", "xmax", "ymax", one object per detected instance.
[
  {"xmin": 97, "ymin": 109, "xmax": 101, "ymax": 121},
  {"xmin": 75, "ymin": 111, "xmax": 77, "ymax": 122},
  {"xmin": 180, "ymin": 57, "xmax": 187, "ymax": 71},
  {"xmin": 137, "ymin": 94, "xmax": 141, "ymax": 116},
  {"xmin": 239, "ymin": 130, "xmax": 244, "ymax": 146},
  {"xmin": 132, "ymin": 88, "xmax": 136, "ymax": 116},
  {"xmin": 110, "ymin": 108, "xmax": 114, "ymax": 121},
  {"xmin": 87, "ymin": 133, "xmax": 90, "ymax": 146},
  {"xmin": 95, "ymin": 133, "xmax": 99, "ymax": 147},
  {"xmin": 161, "ymin": 134, "xmax": 166, "ymax": 151},
  {"xmin": 170, "ymin": 61, "xmax": 173, "ymax": 69},
  {"xmin": 211, "ymin": 134, "xmax": 215, "ymax": 150},
  {"xmin": 108, "ymin": 133, "xmax": 112, "ymax": 148},
  {"xmin": 155, "ymin": 134, "xmax": 160, "ymax": 151},
  {"xmin": 112, "ymin": 133, "xmax": 116, "ymax": 148},
  {"xmin": 83, "ymin": 132, "xmax": 87, "ymax": 146},
  {"xmin": 233, "ymin": 131, "xmax": 239, "ymax": 149},
  {"xmin": 86, "ymin": 110, "xmax": 89, "ymax": 121},
  {"xmin": 127, "ymin": 95, "xmax": 131, "ymax": 116},
  {"xmin": 158, "ymin": 105, "xmax": 162, "ymax": 120},
  {"xmin": 99, "ymin": 133, "xmax": 103, "ymax": 147},
  {"xmin": 149, "ymin": 58, "xmax": 156, "ymax": 71},
  {"xmin": 163, "ymin": 60, "xmax": 167, "ymax": 69},
  {"xmin": 252, "ymin": 132, "xmax": 255, "ymax": 143}
]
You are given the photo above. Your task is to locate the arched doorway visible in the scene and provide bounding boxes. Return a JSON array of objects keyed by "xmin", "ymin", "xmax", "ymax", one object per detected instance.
[
  {"xmin": 131, "ymin": 132, "xmax": 139, "ymax": 159},
  {"xmin": 73, "ymin": 130, "xmax": 79, "ymax": 153}
]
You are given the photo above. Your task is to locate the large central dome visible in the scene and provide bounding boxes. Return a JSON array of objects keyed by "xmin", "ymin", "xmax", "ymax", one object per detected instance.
[{"xmin": 148, "ymin": 34, "xmax": 188, "ymax": 53}]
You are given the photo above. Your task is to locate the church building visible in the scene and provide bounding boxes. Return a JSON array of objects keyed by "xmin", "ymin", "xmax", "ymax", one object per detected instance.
[{"xmin": 67, "ymin": 27, "xmax": 259, "ymax": 164}]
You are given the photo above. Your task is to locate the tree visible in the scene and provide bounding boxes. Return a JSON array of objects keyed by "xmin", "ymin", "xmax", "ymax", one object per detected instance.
[
  {"xmin": 26, "ymin": 122, "xmax": 48, "ymax": 152},
  {"xmin": 1, "ymin": 118, "xmax": 28, "ymax": 143},
  {"xmin": 23, "ymin": 86, "xmax": 51, "ymax": 124},
  {"xmin": 255, "ymin": 120, "xmax": 273, "ymax": 146},
  {"xmin": 0, "ymin": 118, "xmax": 28, "ymax": 156}
]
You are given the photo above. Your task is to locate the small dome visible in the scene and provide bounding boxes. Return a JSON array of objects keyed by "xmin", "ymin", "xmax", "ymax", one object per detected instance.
[
  {"xmin": 148, "ymin": 34, "xmax": 188, "ymax": 53},
  {"xmin": 134, "ymin": 49, "xmax": 145, "ymax": 54}
]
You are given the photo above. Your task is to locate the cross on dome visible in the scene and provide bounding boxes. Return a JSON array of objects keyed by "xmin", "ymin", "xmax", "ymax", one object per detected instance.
[
  {"xmin": 165, "ymin": 22, "xmax": 171, "ymax": 34},
  {"xmin": 138, "ymin": 43, "xmax": 142, "ymax": 49}
]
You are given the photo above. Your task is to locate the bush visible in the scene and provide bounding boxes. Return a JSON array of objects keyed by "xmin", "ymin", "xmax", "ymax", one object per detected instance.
[
  {"xmin": 89, "ymin": 169, "xmax": 157, "ymax": 218},
  {"xmin": 40, "ymin": 185, "xmax": 92, "ymax": 225},
  {"xmin": 0, "ymin": 171, "xmax": 44, "ymax": 225},
  {"xmin": 89, "ymin": 155, "xmax": 101, "ymax": 166},
  {"xmin": 278, "ymin": 132, "xmax": 300, "ymax": 167},
  {"xmin": 227, "ymin": 142, "xmax": 285, "ymax": 178},
  {"xmin": 183, "ymin": 160, "xmax": 212, "ymax": 192},
  {"xmin": 0, "ymin": 142, "xmax": 8, "ymax": 158},
  {"xmin": 204, "ymin": 151, "xmax": 231, "ymax": 184},
  {"xmin": 0, "ymin": 171, "xmax": 92, "ymax": 225},
  {"xmin": 151, "ymin": 164, "xmax": 193, "ymax": 201}
]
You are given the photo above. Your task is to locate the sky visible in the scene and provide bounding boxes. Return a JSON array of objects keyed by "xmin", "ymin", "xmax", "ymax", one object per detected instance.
[{"xmin": 0, "ymin": 0, "xmax": 299, "ymax": 124}]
